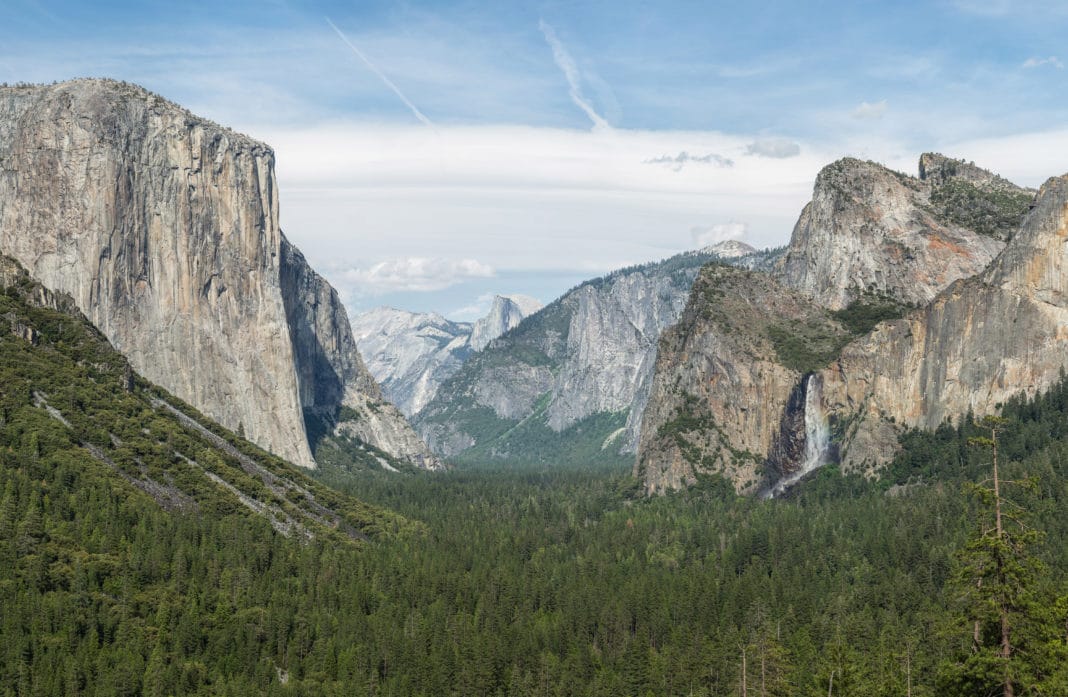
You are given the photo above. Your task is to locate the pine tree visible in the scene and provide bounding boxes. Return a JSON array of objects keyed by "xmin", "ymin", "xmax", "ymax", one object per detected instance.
[{"xmin": 938, "ymin": 417, "xmax": 1047, "ymax": 696}]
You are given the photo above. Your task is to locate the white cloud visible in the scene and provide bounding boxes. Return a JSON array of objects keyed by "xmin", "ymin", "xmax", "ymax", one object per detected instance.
[
  {"xmin": 341, "ymin": 258, "xmax": 495, "ymax": 294},
  {"xmin": 1022, "ymin": 56, "xmax": 1064, "ymax": 69},
  {"xmin": 538, "ymin": 20, "xmax": 610, "ymax": 130},
  {"xmin": 644, "ymin": 151, "xmax": 734, "ymax": 171},
  {"xmin": 851, "ymin": 100, "xmax": 888, "ymax": 120},
  {"xmin": 745, "ymin": 138, "xmax": 801, "ymax": 158},
  {"xmin": 263, "ymin": 123, "xmax": 829, "ymax": 306},
  {"xmin": 691, "ymin": 222, "xmax": 748, "ymax": 248}
]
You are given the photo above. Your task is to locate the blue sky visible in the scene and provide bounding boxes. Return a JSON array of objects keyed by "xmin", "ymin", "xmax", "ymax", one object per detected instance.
[{"xmin": 3, "ymin": 0, "xmax": 1067, "ymax": 318}]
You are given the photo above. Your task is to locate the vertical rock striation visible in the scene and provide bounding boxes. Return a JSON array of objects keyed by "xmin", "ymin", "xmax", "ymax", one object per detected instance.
[
  {"xmin": 351, "ymin": 295, "xmax": 542, "ymax": 417},
  {"xmin": 637, "ymin": 153, "xmax": 1038, "ymax": 494},
  {"xmin": 0, "ymin": 79, "xmax": 434, "ymax": 470},
  {"xmin": 635, "ymin": 265, "xmax": 847, "ymax": 494},
  {"xmin": 822, "ymin": 172, "xmax": 1068, "ymax": 472},
  {"xmin": 413, "ymin": 249, "xmax": 754, "ymax": 463}
]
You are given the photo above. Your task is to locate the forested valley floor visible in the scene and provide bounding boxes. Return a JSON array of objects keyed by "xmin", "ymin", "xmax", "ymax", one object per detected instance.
[{"xmin": 3, "ymin": 261, "xmax": 1068, "ymax": 695}]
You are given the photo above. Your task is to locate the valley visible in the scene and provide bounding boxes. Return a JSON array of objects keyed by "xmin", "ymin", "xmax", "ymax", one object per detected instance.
[{"xmin": 1, "ymin": 67, "xmax": 1067, "ymax": 696}]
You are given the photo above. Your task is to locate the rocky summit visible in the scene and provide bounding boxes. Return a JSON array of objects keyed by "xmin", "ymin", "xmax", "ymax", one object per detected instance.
[
  {"xmin": 0, "ymin": 79, "xmax": 438, "ymax": 471},
  {"xmin": 775, "ymin": 154, "xmax": 1031, "ymax": 310}
]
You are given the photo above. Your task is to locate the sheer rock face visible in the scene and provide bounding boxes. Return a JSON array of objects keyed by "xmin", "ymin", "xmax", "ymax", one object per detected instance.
[
  {"xmin": 636, "ymin": 154, "xmax": 1039, "ymax": 495},
  {"xmin": 775, "ymin": 156, "xmax": 1021, "ymax": 310},
  {"xmin": 351, "ymin": 307, "xmax": 473, "ymax": 417},
  {"xmin": 0, "ymin": 79, "xmax": 433, "ymax": 469},
  {"xmin": 635, "ymin": 265, "xmax": 842, "ymax": 495},
  {"xmin": 280, "ymin": 238, "xmax": 441, "ymax": 469},
  {"xmin": 547, "ymin": 271, "xmax": 690, "ymax": 447},
  {"xmin": 822, "ymin": 173, "xmax": 1068, "ymax": 472},
  {"xmin": 469, "ymin": 295, "xmax": 542, "ymax": 352}
]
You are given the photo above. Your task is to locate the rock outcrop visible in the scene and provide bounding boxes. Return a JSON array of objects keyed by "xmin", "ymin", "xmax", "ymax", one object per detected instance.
[
  {"xmin": 775, "ymin": 155, "xmax": 1030, "ymax": 310},
  {"xmin": 635, "ymin": 265, "xmax": 849, "ymax": 494},
  {"xmin": 821, "ymin": 171, "xmax": 1068, "ymax": 472},
  {"xmin": 0, "ymin": 79, "xmax": 434, "ymax": 470},
  {"xmin": 469, "ymin": 295, "xmax": 543, "ymax": 352},
  {"xmin": 701, "ymin": 240, "xmax": 757, "ymax": 259},
  {"xmin": 636, "ymin": 153, "xmax": 1039, "ymax": 495},
  {"xmin": 352, "ymin": 295, "xmax": 542, "ymax": 417},
  {"xmin": 279, "ymin": 238, "xmax": 440, "ymax": 469}
]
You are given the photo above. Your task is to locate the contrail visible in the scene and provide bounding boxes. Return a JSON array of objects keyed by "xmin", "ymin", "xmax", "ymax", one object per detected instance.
[
  {"xmin": 538, "ymin": 20, "xmax": 610, "ymax": 131},
  {"xmin": 326, "ymin": 17, "xmax": 434, "ymax": 128}
]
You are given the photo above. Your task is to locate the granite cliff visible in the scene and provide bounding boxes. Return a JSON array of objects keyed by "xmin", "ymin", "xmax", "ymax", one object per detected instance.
[
  {"xmin": 637, "ymin": 154, "xmax": 1039, "ymax": 494},
  {"xmin": 0, "ymin": 79, "xmax": 436, "ymax": 471},
  {"xmin": 821, "ymin": 171, "xmax": 1068, "ymax": 473},
  {"xmin": 635, "ymin": 264, "xmax": 849, "ymax": 494},
  {"xmin": 776, "ymin": 154, "xmax": 1031, "ymax": 309}
]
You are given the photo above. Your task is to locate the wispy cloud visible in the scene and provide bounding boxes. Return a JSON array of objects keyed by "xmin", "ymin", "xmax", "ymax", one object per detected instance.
[
  {"xmin": 325, "ymin": 17, "xmax": 434, "ymax": 128},
  {"xmin": 851, "ymin": 100, "xmax": 888, "ymax": 120},
  {"xmin": 342, "ymin": 257, "xmax": 495, "ymax": 294},
  {"xmin": 691, "ymin": 222, "xmax": 748, "ymax": 248},
  {"xmin": 538, "ymin": 20, "xmax": 610, "ymax": 130},
  {"xmin": 745, "ymin": 138, "xmax": 801, "ymax": 158},
  {"xmin": 1022, "ymin": 55, "xmax": 1064, "ymax": 69},
  {"xmin": 644, "ymin": 151, "xmax": 733, "ymax": 171}
]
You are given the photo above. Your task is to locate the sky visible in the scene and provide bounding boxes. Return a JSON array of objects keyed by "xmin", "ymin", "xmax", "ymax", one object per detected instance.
[{"xmin": 2, "ymin": 0, "xmax": 1067, "ymax": 320}]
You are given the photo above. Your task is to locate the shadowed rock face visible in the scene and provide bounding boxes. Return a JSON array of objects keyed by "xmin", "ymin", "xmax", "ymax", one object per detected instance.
[
  {"xmin": 279, "ymin": 237, "xmax": 441, "ymax": 469},
  {"xmin": 776, "ymin": 155, "xmax": 1029, "ymax": 310},
  {"xmin": 0, "ymin": 79, "xmax": 435, "ymax": 469}
]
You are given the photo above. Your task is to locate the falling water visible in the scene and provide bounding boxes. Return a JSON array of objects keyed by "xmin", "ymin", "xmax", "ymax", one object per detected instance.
[{"xmin": 767, "ymin": 373, "xmax": 829, "ymax": 497}]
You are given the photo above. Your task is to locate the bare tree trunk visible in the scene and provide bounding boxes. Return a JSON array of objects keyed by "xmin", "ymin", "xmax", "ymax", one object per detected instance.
[
  {"xmin": 741, "ymin": 647, "xmax": 747, "ymax": 697},
  {"xmin": 991, "ymin": 428, "xmax": 1014, "ymax": 697},
  {"xmin": 760, "ymin": 649, "xmax": 766, "ymax": 697},
  {"xmin": 906, "ymin": 643, "xmax": 912, "ymax": 697}
]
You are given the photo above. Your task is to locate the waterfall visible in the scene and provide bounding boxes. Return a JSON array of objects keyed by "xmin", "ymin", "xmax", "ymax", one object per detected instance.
[{"xmin": 767, "ymin": 373, "xmax": 828, "ymax": 497}]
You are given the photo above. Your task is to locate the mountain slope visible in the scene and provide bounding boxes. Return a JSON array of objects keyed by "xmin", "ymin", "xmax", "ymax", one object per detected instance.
[
  {"xmin": 415, "ymin": 248, "xmax": 779, "ymax": 465},
  {"xmin": 0, "ymin": 254, "xmax": 429, "ymax": 693},
  {"xmin": 352, "ymin": 294, "xmax": 542, "ymax": 417},
  {"xmin": 635, "ymin": 264, "xmax": 853, "ymax": 494},
  {"xmin": 0, "ymin": 79, "xmax": 435, "ymax": 470},
  {"xmin": 0, "ymin": 254, "xmax": 409, "ymax": 540}
]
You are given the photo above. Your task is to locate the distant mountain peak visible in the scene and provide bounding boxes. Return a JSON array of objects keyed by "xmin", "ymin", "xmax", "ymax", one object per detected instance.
[
  {"xmin": 353, "ymin": 293, "xmax": 543, "ymax": 416},
  {"xmin": 700, "ymin": 240, "xmax": 757, "ymax": 259}
]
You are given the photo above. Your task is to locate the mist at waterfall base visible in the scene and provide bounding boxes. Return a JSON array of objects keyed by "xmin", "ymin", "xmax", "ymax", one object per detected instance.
[{"xmin": 763, "ymin": 374, "xmax": 831, "ymax": 499}]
